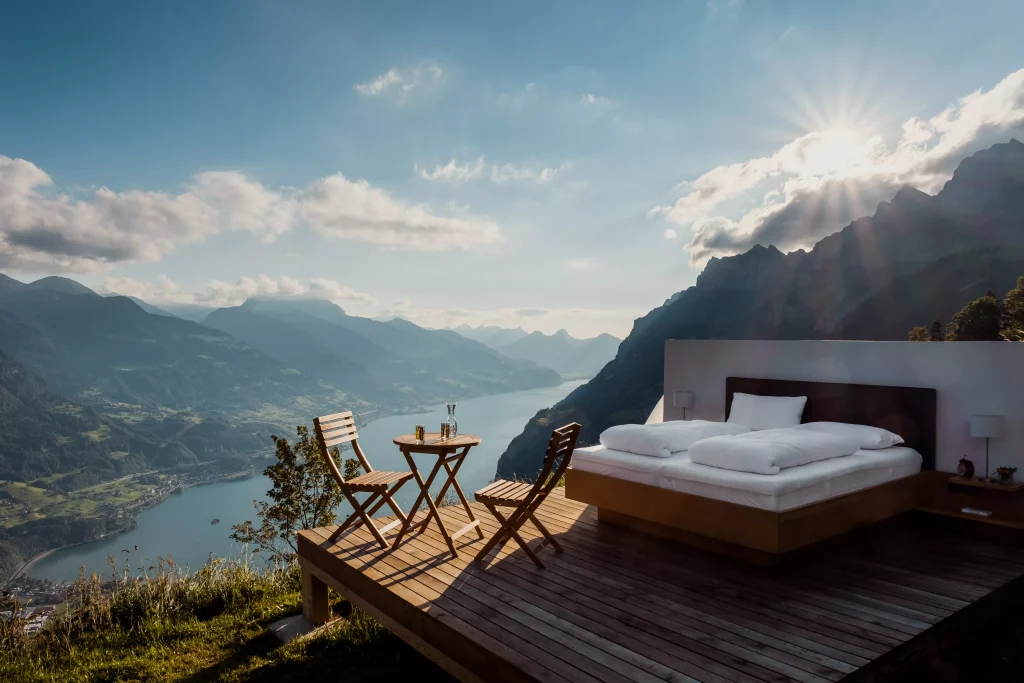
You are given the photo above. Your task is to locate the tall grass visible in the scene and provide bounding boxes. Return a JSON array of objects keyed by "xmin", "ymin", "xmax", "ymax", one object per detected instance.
[
  {"xmin": 1, "ymin": 551, "xmax": 296, "ymax": 680},
  {"xmin": 0, "ymin": 549, "xmax": 445, "ymax": 683}
]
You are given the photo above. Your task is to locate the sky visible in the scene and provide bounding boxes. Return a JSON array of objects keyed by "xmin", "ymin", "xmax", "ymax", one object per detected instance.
[{"xmin": 2, "ymin": 0, "xmax": 1024, "ymax": 339}]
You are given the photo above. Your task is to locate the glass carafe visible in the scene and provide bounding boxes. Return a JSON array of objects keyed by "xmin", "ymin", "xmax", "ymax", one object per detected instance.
[{"xmin": 445, "ymin": 402, "xmax": 458, "ymax": 438}]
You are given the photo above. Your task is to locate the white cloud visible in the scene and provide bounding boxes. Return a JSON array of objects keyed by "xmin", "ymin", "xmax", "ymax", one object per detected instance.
[
  {"xmin": 189, "ymin": 171, "xmax": 297, "ymax": 240},
  {"xmin": 663, "ymin": 229, "xmax": 678, "ymax": 240},
  {"xmin": 653, "ymin": 68, "xmax": 1024, "ymax": 264},
  {"xmin": 375, "ymin": 300, "xmax": 636, "ymax": 339},
  {"xmin": 567, "ymin": 259, "xmax": 595, "ymax": 271},
  {"xmin": 301, "ymin": 173, "xmax": 501, "ymax": 250},
  {"xmin": 354, "ymin": 63, "xmax": 444, "ymax": 103},
  {"xmin": 580, "ymin": 94, "xmax": 612, "ymax": 106},
  {"xmin": 416, "ymin": 157, "xmax": 486, "ymax": 184},
  {"xmin": 0, "ymin": 156, "xmax": 220, "ymax": 273},
  {"xmin": 100, "ymin": 274, "xmax": 377, "ymax": 310},
  {"xmin": 0, "ymin": 157, "xmax": 503, "ymax": 272},
  {"xmin": 417, "ymin": 157, "xmax": 569, "ymax": 185}
]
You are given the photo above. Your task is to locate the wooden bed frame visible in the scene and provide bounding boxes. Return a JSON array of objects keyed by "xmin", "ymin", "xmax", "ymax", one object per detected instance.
[{"xmin": 565, "ymin": 377, "xmax": 937, "ymax": 565}]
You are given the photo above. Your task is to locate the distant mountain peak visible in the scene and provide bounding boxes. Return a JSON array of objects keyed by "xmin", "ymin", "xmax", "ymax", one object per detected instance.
[
  {"xmin": 891, "ymin": 184, "xmax": 931, "ymax": 204},
  {"xmin": 0, "ymin": 273, "xmax": 25, "ymax": 292},
  {"xmin": 241, "ymin": 296, "xmax": 348, "ymax": 318},
  {"xmin": 22, "ymin": 276, "xmax": 96, "ymax": 296}
]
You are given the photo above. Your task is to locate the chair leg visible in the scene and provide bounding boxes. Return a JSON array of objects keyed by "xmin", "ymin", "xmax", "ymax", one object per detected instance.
[
  {"xmin": 365, "ymin": 480, "xmax": 408, "ymax": 524},
  {"xmin": 473, "ymin": 502, "xmax": 510, "ymax": 563},
  {"xmin": 529, "ymin": 512, "xmax": 563, "ymax": 553},
  {"xmin": 329, "ymin": 489, "xmax": 377, "ymax": 542},
  {"xmin": 382, "ymin": 481, "xmax": 409, "ymax": 524},
  {"xmin": 480, "ymin": 504, "xmax": 544, "ymax": 568},
  {"xmin": 332, "ymin": 489, "xmax": 388, "ymax": 548}
]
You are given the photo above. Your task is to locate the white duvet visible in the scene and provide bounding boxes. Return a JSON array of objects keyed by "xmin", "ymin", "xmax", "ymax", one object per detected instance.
[
  {"xmin": 599, "ymin": 420, "xmax": 750, "ymax": 458},
  {"xmin": 687, "ymin": 427, "xmax": 859, "ymax": 475}
]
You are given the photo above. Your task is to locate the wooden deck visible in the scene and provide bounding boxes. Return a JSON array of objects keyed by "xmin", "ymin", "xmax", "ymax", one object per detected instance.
[{"xmin": 297, "ymin": 489, "xmax": 1024, "ymax": 683}]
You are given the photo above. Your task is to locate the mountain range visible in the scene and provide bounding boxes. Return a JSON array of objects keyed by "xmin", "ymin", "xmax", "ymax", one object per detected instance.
[
  {"xmin": 497, "ymin": 138, "xmax": 1024, "ymax": 480},
  {"xmin": 453, "ymin": 325, "xmax": 621, "ymax": 377},
  {"xmin": 0, "ymin": 276, "xmax": 560, "ymax": 491},
  {"xmin": 0, "ymin": 349, "xmax": 193, "ymax": 488},
  {"xmin": 203, "ymin": 298, "xmax": 560, "ymax": 409}
]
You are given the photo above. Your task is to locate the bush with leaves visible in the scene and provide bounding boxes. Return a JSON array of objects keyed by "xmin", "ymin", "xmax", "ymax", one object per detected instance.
[
  {"xmin": 231, "ymin": 425, "xmax": 345, "ymax": 563},
  {"xmin": 945, "ymin": 292, "xmax": 1003, "ymax": 341},
  {"xmin": 1002, "ymin": 276, "xmax": 1024, "ymax": 341}
]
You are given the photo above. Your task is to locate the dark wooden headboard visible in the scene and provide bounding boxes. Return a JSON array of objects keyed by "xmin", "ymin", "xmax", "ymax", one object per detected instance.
[{"xmin": 725, "ymin": 377, "xmax": 937, "ymax": 470}]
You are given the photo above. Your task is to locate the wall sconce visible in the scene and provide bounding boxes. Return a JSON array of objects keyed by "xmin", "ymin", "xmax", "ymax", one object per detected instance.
[{"xmin": 673, "ymin": 391, "xmax": 694, "ymax": 420}]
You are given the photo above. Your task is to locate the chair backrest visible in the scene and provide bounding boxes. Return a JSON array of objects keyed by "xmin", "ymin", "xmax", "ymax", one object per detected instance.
[
  {"xmin": 519, "ymin": 422, "xmax": 581, "ymax": 511},
  {"xmin": 313, "ymin": 410, "xmax": 372, "ymax": 487}
]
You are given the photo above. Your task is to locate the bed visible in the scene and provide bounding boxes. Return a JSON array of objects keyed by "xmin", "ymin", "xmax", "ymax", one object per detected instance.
[{"xmin": 564, "ymin": 377, "xmax": 937, "ymax": 564}]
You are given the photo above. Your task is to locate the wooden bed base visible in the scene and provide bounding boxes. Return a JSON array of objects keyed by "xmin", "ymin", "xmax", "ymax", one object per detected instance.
[{"xmin": 565, "ymin": 468, "xmax": 923, "ymax": 565}]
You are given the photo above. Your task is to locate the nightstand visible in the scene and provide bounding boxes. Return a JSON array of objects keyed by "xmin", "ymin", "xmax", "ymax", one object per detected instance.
[
  {"xmin": 918, "ymin": 471, "xmax": 1024, "ymax": 529},
  {"xmin": 947, "ymin": 476, "xmax": 1024, "ymax": 494}
]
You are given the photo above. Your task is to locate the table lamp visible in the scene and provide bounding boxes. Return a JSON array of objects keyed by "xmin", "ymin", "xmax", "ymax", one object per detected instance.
[
  {"xmin": 970, "ymin": 415, "xmax": 1005, "ymax": 480},
  {"xmin": 673, "ymin": 391, "xmax": 694, "ymax": 420}
]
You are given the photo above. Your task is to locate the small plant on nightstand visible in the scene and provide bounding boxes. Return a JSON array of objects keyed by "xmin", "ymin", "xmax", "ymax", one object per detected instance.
[{"xmin": 995, "ymin": 466, "xmax": 1018, "ymax": 485}]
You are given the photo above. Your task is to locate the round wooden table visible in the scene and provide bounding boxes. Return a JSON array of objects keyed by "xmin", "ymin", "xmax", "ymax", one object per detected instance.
[{"xmin": 391, "ymin": 433, "xmax": 485, "ymax": 557}]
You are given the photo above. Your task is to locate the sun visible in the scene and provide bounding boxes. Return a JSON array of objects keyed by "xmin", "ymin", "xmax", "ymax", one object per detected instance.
[{"xmin": 804, "ymin": 128, "xmax": 873, "ymax": 176}]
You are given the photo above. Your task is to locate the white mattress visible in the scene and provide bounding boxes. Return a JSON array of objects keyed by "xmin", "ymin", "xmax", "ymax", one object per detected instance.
[{"xmin": 572, "ymin": 444, "xmax": 922, "ymax": 512}]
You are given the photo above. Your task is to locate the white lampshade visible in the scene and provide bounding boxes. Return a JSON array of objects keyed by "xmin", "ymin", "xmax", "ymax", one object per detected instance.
[
  {"xmin": 970, "ymin": 415, "xmax": 1005, "ymax": 439},
  {"xmin": 673, "ymin": 391, "xmax": 694, "ymax": 409}
]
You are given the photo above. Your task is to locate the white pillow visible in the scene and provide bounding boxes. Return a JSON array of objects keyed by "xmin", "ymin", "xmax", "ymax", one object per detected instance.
[
  {"xmin": 795, "ymin": 422, "xmax": 904, "ymax": 450},
  {"xmin": 727, "ymin": 393, "xmax": 807, "ymax": 431}
]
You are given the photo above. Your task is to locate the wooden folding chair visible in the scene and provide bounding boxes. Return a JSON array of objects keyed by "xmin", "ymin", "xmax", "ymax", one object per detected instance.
[
  {"xmin": 473, "ymin": 422, "xmax": 581, "ymax": 568},
  {"xmin": 313, "ymin": 411, "xmax": 413, "ymax": 549}
]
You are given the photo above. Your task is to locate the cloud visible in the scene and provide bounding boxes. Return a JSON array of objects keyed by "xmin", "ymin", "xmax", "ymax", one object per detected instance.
[
  {"xmin": 416, "ymin": 158, "xmax": 486, "ymax": 184},
  {"xmin": 301, "ymin": 173, "xmax": 501, "ymax": 250},
  {"xmin": 374, "ymin": 300, "xmax": 637, "ymax": 339},
  {"xmin": 567, "ymin": 259, "xmax": 594, "ymax": 271},
  {"xmin": 100, "ymin": 274, "xmax": 377, "ymax": 310},
  {"xmin": 663, "ymin": 229, "xmax": 678, "ymax": 240},
  {"xmin": 189, "ymin": 171, "xmax": 298, "ymax": 239},
  {"xmin": 0, "ymin": 156, "xmax": 220, "ymax": 273},
  {"xmin": 354, "ymin": 63, "xmax": 444, "ymax": 103},
  {"xmin": 0, "ymin": 157, "xmax": 502, "ymax": 272},
  {"xmin": 416, "ymin": 157, "xmax": 569, "ymax": 185},
  {"xmin": 580, "ymin": 94, "xmax": 612, "ymax": 106},
  {"xmin": 653, "ymin": 68, "xmax": 1024, "ymax": 264}
]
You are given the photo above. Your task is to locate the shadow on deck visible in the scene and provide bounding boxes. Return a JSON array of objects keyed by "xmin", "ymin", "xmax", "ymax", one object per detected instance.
[{"xmin": 297, "ymin": 489, "xmax": 1024, "ymax": 683}]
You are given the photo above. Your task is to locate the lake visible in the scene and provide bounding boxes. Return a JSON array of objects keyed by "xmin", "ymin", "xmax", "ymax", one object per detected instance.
[{"xmin": 30, "ymin": 380, "xmax": 585, "ymax": 582}]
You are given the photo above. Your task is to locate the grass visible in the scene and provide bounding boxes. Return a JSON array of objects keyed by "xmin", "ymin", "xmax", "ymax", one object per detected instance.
[
  {"xmin": 1, "ymin": 554, "xmax": 450, "ymax": 683},
  {"xmin": 82, "ymin": 425, "xmax": 111, "ymax": 443},
  {"xmin": 0, "ymin": 479, "xmax": 154, "ymax": 529}
]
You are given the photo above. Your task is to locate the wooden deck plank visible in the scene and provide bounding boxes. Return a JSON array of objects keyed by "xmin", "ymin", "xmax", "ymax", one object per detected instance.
[
  {"xmin": 471, "ymin": 498, "xmax": 899, "ymax": 657},
  {"xmin": 298, "ymin": 489, "xmax": 1024, "ymax": 683},
  {"xmin": 526, "ymin": 498, "xmax": 907, "ymax": 652},
  {"xmin": 441, "ymin": 500, "xmax": 844, "ymax": 683},
  {"xmin": 425, "ymin": 500, "xmax": 824, "ymax": 683},
  {"xmin": 325, "ymin": 528, "xmax": 670, "ymax": 683}
]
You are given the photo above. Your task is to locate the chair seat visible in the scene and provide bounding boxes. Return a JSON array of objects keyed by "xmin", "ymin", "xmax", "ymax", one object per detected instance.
[
  {"xmin": 346, "ymin": 470, "xmax": 413, "ymax": 490},
  {"xmin": 475, "ymin": 479, "xmax": 532, "ymax": 505}
]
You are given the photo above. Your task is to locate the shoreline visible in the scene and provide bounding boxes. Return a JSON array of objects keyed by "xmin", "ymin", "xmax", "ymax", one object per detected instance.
[
  {"xmin": 2, "ymin": 468, "xmax": 254, "ymax": 588},
  {"xmin": 7, "ymin": 549, "xmax": 57, "ymax": 583},
  {"xmin": 11, "ymin": 380, "xmax": 583, "ymax": 585}
]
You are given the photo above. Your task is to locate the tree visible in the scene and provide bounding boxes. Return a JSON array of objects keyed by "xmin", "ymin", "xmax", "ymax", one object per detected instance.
[
  {"xmin": 1002, "ymin": 276, "xmax": 1024, "ymax": 341},
  {"xmin": 945, "ymin": 292, "xmax": 1003, "ymax": 341},
  {"xmin": 908, "ymin": 326, "xmax": 929, "ymax": 341},
  {"xmin": 231, "ymin": 425, "xmax": 344, "ymax": 563},
  {"xmin": 929, "ymin": 320, "xmax": 944, "ymax": 341}
]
